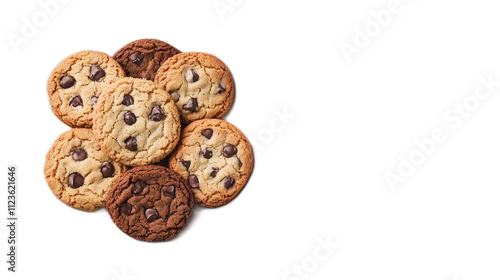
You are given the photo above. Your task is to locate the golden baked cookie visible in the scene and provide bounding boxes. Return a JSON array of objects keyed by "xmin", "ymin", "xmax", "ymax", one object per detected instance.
[
  {"xmin": 168, "ymin": 119, "xmax": 253, "ymax": 207},
  {"xmin": 47, "ymin": 50, "xmax": 126, "ymax": 127},
  {"xmin": 93, "ymin": 77, "xmax": 181, "ymax": 166},
  {"xmin": 44, "ymin": 128, "xmax": 127, "ymax": 211},
  {"xmin": 154, "ymin": 52, "xmax": 234, "ymax": 124}
]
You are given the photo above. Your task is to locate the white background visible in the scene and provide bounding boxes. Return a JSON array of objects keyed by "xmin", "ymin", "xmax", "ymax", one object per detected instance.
[{"xmin": 1, "ymin": 0, "xmax": 500, "ymax": 279}]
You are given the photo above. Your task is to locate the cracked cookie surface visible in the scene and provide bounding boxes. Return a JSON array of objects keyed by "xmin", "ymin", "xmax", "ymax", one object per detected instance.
[
  {"xmin": 106, "ymin": 165, "xmax": 194, "ymax": 242},
  {"xmin": 44, "ymin": 128, "xmax": 127, "ymax": 211},
  {"xmin": 47, "ymin": 50, "xmax": 126, "ymax": 128},
  {"xmin": 93, "ymin": 77, "xmax": 181, "ymax": 166},
  {"xmin": 167, "ymin": 119, "xmax": 253, "ymax": 207},
  {"xmin": 113, "ymin": 38, "xmax": 181, "ymax": 81},
  {"xmin": 154, "ymin": 52, "xmax": 234, "ymax": 124}
]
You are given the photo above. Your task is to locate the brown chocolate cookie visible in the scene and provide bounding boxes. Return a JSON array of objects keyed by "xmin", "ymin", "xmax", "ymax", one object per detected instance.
[
  {"xmin": 155, "ymin": 52, "xmax": 235, "ymax": 124},
  {"xmin": 106, "ymin": 165, "xmax": 194, "ymax": 242},
  {"xmin": 167, "ymin": 119, "xmax": 253, "ymax": 208},
  {"xmin": 113, "ymin": 39, "xmax": 181, "ymax": 80},
  {"xmin": 44, "ymin": 128, "xmax": 127, "ymax": 211}
]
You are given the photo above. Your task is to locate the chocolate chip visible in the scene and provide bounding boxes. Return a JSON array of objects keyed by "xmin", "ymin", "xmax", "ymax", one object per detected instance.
[
  {"xmin": 60, "ymin": 75, "xmax": 76, "ymax": 89},
  {"xmin": 202, "ymin": 129, "xmax": 213, "ymax": 139},
  {"xmin": 216, "ymin": 82, "xmax": 226, "ymax": 94},
  {"xmin": 89, "ymin": 64, "xmax": 105, "ymax": 81},
  {"xmin": 101, "ymin": 163, "xmax": 115, "ymax": 178},
  {"xmin": 210, "ymin": 167, "xmax": 218, "ymax": 178},
  {"xmin": 125, "ymin": 137, "xmax": 138, "ymax": 151},
  {"xmin": 145, "ymin": 208, "xmax": 159, "ymax": 222},
  {"xmin": 121, "ymin": 203, "xmax": 132, "ymax": 215},
  {"xmin": 68, "ymin": 172, "xmax": 84, "ymax": 188},
  {"xmin": 192, "ymin": 70, "xmax": 199, "ymax": 82},
  {"xmin": 72, "ymin": 148, "xmax": 87, "ymax": 161},
  {"xmin": 70, "ymin": 95, "xmax": 83, "ymax": 107},
  {"xmin": 186, "ymin": 69, "xmax": 199, "ymax": 82},
  {"xmin": 133, "ymin": 181, "xmax": 147, "ymax": 194},
  {"xmin": 178, "ymin": 159, "xmax": 191, "ymax": 169},
  {"xmin": 200, "ymin": 149, "xmax": 212, "ymax": 159},
  {"xmin": 188, "ymin": 175, "xmax": 199, "ymax": 188},
  {"xmin": 237, "ymin": 158, "xmax": 242, "ymax": 168},
  {"xmin": 130, "ymin": 52, "xmax": 144, "ymax": 65},
  {"xmin": 91, "ymin": 96, "xmax": 98, "ymax": 105},
  {"xmin": 222, "ymin": 144, "xmax": 237, "ymax": 157},
  {"xmin": 124, "ymin": 111, "xmax": 136, "ymax": 125},
  {"xmin": 183, "ymin": 98, "xmax": 198, "ymax": 112},
  {"xmin": 162, "ymin": 185, "xmax": 175, "ymax": 198},
  {"xmin": 169, "ymin": 90, "xmax": 180, "ymax": 102},
  {"xmin": 222, "ymin": 177, "xmax": 235, "ymax": 189},
  {"xmin": 122, "ymin": 94, "xmax": 134, "ymax": 106},
  {"xmin": 149, "ymin": 104, "xmax": 165, "ymax": 121}
]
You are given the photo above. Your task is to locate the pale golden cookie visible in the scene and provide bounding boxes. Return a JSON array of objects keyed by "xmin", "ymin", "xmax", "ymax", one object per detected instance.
[
  {"xmin": 93, "ymin": 77, "xmax": 181, "ymax": 166},
  {"xmin": 168, "ymin": 119, "xmax": 253, "ymax": 207},
  {"xmin": 154, "ymin": 52, "xmax": 234, "ymax": 124},
  {"xmin": 44, "ymin": 128, "xmax": 127, "ymax": 211},
  {"xmin": 47, "ymin": 50, "xmax": 126, "ymax": 128}
]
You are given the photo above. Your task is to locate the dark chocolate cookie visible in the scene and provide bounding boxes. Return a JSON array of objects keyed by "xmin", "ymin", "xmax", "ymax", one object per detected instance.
[
  {"xmin": 106, "ymin": 165, "xmax": 194, "ymax": 242},
  {"xmin": 113, "ymin": 39, "xmax": 181, "ymax": 80}
]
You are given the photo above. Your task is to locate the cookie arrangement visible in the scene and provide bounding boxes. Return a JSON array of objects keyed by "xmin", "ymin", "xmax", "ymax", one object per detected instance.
[{"xmin": 44, "ymin": 38, "xmax": 254, "ymax": 242}]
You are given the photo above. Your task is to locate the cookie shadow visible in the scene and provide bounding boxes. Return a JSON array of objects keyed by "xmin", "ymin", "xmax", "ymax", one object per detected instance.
[
  {"xmin": 223, "ymin": 71, "xmax": 237, "ymax": 119},
  {"xmin": 173, "ymin": 205, "xmax": 205, "ymax": 240}
]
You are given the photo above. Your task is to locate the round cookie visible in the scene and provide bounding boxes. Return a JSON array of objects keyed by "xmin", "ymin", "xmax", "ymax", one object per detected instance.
[
  {"xmin": 167, "ymin": 119, "xmax": 253, "ymax": 208},
  {"xmin": 106, "ymin": 165, "xmax": 194, "ymax": 242},
  {"xmin": 154, "ymin": 52, "xmax": 235, "ymax": 124},
  {"xmin": 113, "ymin": 39, "xmax": 181, "ymax": 80},
  {"xmin": 47, "ymin": 50, "xmax": 126, "ymax": 128},
  {"xmin": 93, "ymin": 77, "xmax": 181, "ymax": 166},
  {"xmin": 44, "ymin": 128, "xmax": 127, "ymax": 211}
]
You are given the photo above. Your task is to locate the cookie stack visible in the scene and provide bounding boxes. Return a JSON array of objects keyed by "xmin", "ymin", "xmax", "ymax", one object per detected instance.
[{"xmin": 44, "ymin": 39, "xmax": 254, "ymax": 242}]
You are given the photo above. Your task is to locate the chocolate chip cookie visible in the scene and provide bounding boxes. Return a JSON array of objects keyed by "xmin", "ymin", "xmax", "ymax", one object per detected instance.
[
  {"xmin": 44, "ymin": 128, "xmax": 127, "ymax": 211},
  {"xmin": 93, "ymin": 77, "xmax": 181, "ymax": 166},
  {"xmin": 113, "ymin": 39, "xmax": 181, "ymax": 81},
  {"xmin": 167, "ymin": 119, "xmax": 253, "ymax": 207},
  {"xmin": 106, "ymin": 165, "xmax": 194, "ymax": 242},
  {"xmin": 47, "ymin": 50, "xmax": 126, "ymax": 128},
  {"xmin": 154, "ymin": 52, "xmax": 235, "ymax": 124}
]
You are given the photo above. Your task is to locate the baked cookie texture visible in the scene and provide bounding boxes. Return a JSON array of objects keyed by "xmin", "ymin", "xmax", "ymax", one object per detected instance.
[
  {"xmin": 93, "ymin": 77, "xmax": 181, "ymax": 166},
  {"xmin": 44, "ymin": 128, "xmax": 127, "ymax": 211},
  {"xmin": 154, "ymin": 52, "xmax": 235, "ymax": 124},
  {"xmin": 168, "ymin": 119, "xmax": 253, "ymax": 207},
  {"xmin": 106, "ymin": 165, "xmax": 194, "ymax": 242},
  {"xmin": 113, "ymin": 39, "xmax": 181, "ymax": 81},
  {"xmin": 47, "ymin": 50, "xmax": 126, "ymax": 128}
]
